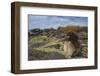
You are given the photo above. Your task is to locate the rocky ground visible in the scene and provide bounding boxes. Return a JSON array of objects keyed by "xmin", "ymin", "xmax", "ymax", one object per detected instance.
[{"xmin": 28, "ymin": 31, "xmax": 88, "ymax": 60}]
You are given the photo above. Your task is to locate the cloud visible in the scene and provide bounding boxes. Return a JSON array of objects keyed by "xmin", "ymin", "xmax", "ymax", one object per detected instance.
[{"xmin": 28, "ymin": 15, "xmax": 88, "ymax": 30}]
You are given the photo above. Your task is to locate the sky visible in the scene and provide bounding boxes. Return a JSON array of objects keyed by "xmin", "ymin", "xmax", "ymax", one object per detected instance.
[{"xmin": 28, "ymin": 15, "xmax": 88, "ymax": 30}]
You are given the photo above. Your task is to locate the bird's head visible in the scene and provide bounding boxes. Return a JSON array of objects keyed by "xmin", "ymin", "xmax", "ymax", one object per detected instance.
[{"xmin": 65, "ymin": 32, "xmax": 79, "ymax": 41}]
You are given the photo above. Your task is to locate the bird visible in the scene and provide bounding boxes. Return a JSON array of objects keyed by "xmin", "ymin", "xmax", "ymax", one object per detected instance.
[{"xmin": 63, "ymin": 32, "xmax": 80, "ymax": 58}]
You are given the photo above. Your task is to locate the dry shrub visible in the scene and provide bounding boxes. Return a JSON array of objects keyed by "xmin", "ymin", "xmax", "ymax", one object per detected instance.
[{"xmin": 58, "ymin": 25, "xmax": 80, "ymax": 33}]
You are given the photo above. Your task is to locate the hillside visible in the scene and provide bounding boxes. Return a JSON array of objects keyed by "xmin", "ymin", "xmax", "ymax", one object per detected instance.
[{"xmin": 28, "ymin": 26, "xmax": 88, "ymax": 60}]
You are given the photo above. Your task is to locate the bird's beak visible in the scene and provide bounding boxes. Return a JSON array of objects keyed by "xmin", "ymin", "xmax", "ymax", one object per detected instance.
[{"xmin": 66, "ymin": 36, "xmax": 70, "ymax": 39}]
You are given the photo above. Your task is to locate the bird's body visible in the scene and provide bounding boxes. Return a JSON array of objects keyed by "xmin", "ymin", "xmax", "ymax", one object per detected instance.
[
  {"xmin": 63, "ymin": 32, "xmax": 80, "ymax": 58},
  {"xmin": 64, "ymin": 41, "xmax": 75, "ymax": 58}
]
